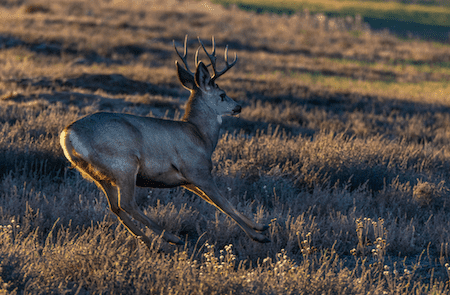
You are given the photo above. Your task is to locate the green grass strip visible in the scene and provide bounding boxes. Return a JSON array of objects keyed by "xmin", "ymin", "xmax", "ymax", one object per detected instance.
[
  {"xmin": 286, "ymin": 71, "xmax": 450, "ymax": 103},
  {"xmin": 213, "ymin": 0, "xmax": 450, "ymax": 27}
]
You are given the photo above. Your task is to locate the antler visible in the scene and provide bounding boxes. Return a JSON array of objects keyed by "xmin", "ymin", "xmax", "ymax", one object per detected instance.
[
  {"xmin": 198, "ymin": 36, "xmax": 237, "ymax": 82},
  {"xmin": 174, "ymin": 35, "xmax": 238, "ymax": 81},
  {"xmin": 173, "ymin": 35, "xmax": 198, "ymax": 76}
]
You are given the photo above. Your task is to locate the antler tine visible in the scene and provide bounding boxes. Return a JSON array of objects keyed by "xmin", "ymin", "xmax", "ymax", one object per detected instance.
[
  {"xmin": 196, "ymin": 45, "xmax": 213, "ymax": 69},
  {"xmin": 211, "ymin": 36, "xmax": 216, "ymax": 56},
  {"xmin": 197, "ymin": 36, "xmax": 237, "ymax": 82},
  {"xmin": 198, "ymin": 36, "xmax": 217, "ymax": 73},
  {"xmin": 195, "ymin": 45, "xmax": 201, "ymax": 67},
  {"xmin": 173, "ymin": 35, "xmax": 194, "ymax": 75},
  {"xmin": 212, "ymin": 45, "xmax": 238, "ymax": 81}
]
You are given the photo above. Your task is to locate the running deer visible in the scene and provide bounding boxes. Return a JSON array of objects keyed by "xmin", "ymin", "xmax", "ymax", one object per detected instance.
[{"xmin": 60, "ymin": 36, "xmax": 270, "ymax": 247}]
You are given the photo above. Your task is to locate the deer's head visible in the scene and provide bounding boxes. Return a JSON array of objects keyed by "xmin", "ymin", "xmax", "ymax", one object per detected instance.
[{"xmin": 174, "ymin": 36, "xmax": 241, "ymax": 120}]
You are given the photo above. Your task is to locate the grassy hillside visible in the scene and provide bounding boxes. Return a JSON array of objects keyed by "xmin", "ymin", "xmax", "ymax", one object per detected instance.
[
  {"xmin": 213, "ymin": 0, "xmax": 450, "ymax": 41},
  {"xmin": 2, "ymin": 0, "xmax": 450, "ymax": 293},
  {"xmin": 214, "ymin": 0, "xmax": 450, "ymax": 26}
]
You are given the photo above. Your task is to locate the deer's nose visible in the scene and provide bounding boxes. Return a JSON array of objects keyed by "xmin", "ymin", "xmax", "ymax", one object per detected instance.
[{"xmin": 232, "ymin": 105, "xmax": 242, "ymax": 114}]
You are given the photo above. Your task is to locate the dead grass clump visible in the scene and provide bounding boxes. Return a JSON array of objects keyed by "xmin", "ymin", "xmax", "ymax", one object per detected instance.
[
  {"xmin": 413, "ymin": 180, "xmax": 446, "ymax": 207},
  {"xmin": 0, "ymin": 91, "xmax": 20, "ymax": 101},
  {"xmin": 22, "ymin": 4, "xmax": 50, "ymax": 14}
]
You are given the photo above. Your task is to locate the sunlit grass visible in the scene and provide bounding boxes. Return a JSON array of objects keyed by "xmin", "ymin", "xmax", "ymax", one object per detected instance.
[
  {"xmin": 267, "ymin": 69, "xmax": 450, "ymax": 104},
  {"xmin": 325, "ymin": 57, "xmax": 450, "ymax": 75}
]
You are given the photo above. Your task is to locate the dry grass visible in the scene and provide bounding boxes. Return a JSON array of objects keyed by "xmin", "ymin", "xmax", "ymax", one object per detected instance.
[{"xmin": 2, "ymin": 0, "xmax": 450, "ymax": 294}]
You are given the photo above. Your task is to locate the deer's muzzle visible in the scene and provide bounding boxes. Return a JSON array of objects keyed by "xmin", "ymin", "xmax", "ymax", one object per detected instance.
[{"xmin": 232, "ymin": 105, "xmax": 242, "ymax": 115}]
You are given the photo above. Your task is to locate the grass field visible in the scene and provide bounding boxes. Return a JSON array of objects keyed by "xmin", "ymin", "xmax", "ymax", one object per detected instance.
[
  {"xmin": 2, "ymin": 0, "xmax": 450, "ymax": 293},
  {"xmin": 214, "ymin": 0, "xmax": 450, "ymax": 41},
  {"xmin": 214, "ymin": 0, "xmax": 450, "ymax": 25},
  {"xmin": 215, "ymin": 0, "xmax": 450, "ymax": 24}
]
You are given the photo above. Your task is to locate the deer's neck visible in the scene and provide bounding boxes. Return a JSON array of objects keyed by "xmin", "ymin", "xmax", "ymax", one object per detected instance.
[{"xmin": 182, "ymin": 96, "xmax": 221, "ymax": 153}]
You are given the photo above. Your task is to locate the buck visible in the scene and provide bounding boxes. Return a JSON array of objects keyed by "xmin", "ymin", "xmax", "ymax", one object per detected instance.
[{"xmin": 60, "ymin": 36, "xmax": 270, "ymax": 247}]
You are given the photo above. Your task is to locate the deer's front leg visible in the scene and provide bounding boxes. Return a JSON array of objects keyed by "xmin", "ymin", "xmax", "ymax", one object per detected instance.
[{"xmin": 188, "ymin": 175, "xmax": 270, "ymax": 243}]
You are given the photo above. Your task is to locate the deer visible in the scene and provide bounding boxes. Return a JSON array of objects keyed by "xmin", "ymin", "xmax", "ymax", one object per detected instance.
[{"xmin": 60, "ymin": 36, "xmax": 270, "ymax": 247}]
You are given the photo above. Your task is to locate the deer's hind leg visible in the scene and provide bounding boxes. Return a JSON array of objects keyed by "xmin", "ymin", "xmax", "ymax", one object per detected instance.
[
  {"xmin": 113, "ymin": 172, "xmax": 184, "ymax": 246},
  {"xmin": 96, "ymin": 179, "xmax": 157, "ymax": 248},
  {"xmin": 69, "ymin": 155, "xmax": 156, "ymax": 248}
]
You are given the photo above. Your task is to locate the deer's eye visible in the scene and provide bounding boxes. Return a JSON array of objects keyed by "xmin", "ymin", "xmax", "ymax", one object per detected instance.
[{"xmin": 220, "ymin": 94, "xmax": 226, "ymax": 101}]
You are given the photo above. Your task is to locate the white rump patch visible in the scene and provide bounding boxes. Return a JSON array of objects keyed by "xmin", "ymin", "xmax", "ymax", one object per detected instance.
[
  {"xmin": 217, "ymin": 115, "xmax": 222, "ymax": 124},
  {"xmin": 70, "ymin": 131, "xmax": 90, "ymax": 159}
]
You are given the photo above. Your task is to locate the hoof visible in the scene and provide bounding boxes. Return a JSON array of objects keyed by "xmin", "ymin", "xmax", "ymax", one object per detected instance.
[
  {"xmin": 162, "ymin": 231, "xmax": 184, "ymax": 246},
  {"xmin": 258, "ymin": 224, "xmax": 270, "ymax": 232},
  {"xmin": 169, "ymin": 239, "xmax": 185, "ymax": 246},
  {"xmin": 251, "ymin": 233, "xmax": 271, "ymax": 243},
  {"xmin": 257, "ymin": 236, "xmax": 271, "ymax": 243},
  {"xmin": 166, "ymin": 234, "xmax": 184, "ymax": 246}
]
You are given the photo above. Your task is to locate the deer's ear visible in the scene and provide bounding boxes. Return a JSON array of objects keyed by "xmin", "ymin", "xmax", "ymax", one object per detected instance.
[
  {"xmin": 195, "ymin": 62, "xmax": 212, "ymax": 91},
  {"xmin": 176, "ymin": 61, "xmax": 196, "ymax": 90}
]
